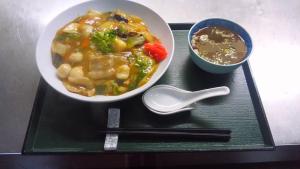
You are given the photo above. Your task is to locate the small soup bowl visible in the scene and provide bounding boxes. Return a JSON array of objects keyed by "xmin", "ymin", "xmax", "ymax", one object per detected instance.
[{"xmin": 188, "ymin": 18, "xmax": 252, "ymax": 74}]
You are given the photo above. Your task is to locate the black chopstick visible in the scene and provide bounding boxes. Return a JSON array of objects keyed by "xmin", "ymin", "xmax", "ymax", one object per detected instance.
[
  {"xmin": 103, "ymin": 128, "xmax": 231, "ymax": 134},
  {"xmin": 99, "ymin": 128, "xmax": 231, "ymax": 142}
]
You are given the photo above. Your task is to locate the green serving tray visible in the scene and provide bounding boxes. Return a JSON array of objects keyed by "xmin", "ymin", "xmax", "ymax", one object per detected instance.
[{"xmin": 23, "ymin": 24, "xmax": 274, "ymax": 153}]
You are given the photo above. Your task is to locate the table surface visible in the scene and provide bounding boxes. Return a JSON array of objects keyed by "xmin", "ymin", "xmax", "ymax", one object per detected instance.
[{"xmin": 0, "ymin": 0, "xmax": 299, "ymax": 155}]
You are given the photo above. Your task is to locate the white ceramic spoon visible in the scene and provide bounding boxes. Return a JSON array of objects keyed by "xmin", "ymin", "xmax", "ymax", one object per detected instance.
[
  {"xmin": 146, "ymin": 106, "xmax": 196, "ymax": 115},
  {"xmin": 142, "ymin": 85, "xmax": 230, "ymax": 114}
]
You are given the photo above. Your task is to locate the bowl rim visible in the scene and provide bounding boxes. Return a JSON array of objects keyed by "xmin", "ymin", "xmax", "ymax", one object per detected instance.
[
  {"xmin": 35, "ymin": 0, "xmax": 175, "ymax": 102},
  {"xmin": 188, "ymin": 18, "xmax": 252, "ymax": 67}
]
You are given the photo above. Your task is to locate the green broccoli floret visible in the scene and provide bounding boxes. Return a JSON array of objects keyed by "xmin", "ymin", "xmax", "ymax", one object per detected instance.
[
  {"xmin": 91, "ymin": 30, "xmax": 116, "ymax": 53},
  {"xmin": 128, "ymin": 53, "xmax": 154, "ymax": 90}
]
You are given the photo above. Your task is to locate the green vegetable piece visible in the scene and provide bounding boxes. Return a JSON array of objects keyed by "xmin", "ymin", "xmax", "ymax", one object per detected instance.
[
  {"xmin": 135, "ymin": 54, "xmax": 153, "ymax": 74},
  {"xmin": 91, "ymin": 30, "xmax": 117, "ymax": 53},
  {"xmin": 116, "ymin": 24, "xmax": 128, "ymax": 38},
  {"xmin": 95, "ymin": 85, "xmax": 106, "ymax": 95},
  {"xmin": 55, "ymin": 33, "xmax": 80, "ymax": 41},
  {"xmin": 104, "ymin": 80, "xmax": 120, "ymax": 95},
  {"xmin": 128, "ymin": 53, "xmax": 154, "ymax": 90},
  {"xmin": 127, "ymin": 34, "xmax": 145, "ymax": 49},
  {"xmin": 112, "ymin": 81, "xmax": 120, "ymax": 95}
]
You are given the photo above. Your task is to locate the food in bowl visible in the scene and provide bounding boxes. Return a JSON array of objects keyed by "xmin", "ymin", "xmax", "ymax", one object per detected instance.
[
  {"xmin": 191, "ymin": 26, "xmax": 247, "ymax": 65},
  {"xmin": 188, "ymin": 18, "xmax": 252, "ymax": 74},
  {"xmin": 51, "ymin": 9, "xmax": 168, "ymax": 96}
]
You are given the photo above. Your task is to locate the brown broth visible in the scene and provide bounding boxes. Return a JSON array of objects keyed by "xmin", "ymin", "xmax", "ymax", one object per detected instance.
[{"xmin": 191, "ymin": 26, "xmax": 247, "ymax": 65}]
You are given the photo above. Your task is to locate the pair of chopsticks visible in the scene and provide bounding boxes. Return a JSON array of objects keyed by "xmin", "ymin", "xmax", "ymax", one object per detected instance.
[{"xmin": 99, "ymin": 128, "xmax": 231, "ymax": 142}]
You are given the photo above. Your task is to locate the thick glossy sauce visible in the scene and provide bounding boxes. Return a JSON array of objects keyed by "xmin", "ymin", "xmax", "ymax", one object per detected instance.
[
  {"xmin": 51, "ymin": 10, "xmax": 162, "ymax": 96},
  {"xmin": 191, "ymin": 26, "xmax": 247, "ymax": 65}
]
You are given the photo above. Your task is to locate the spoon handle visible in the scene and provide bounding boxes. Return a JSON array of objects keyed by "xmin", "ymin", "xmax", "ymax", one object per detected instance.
[{"xmin": 184, "ymin": 86, "xmax": 230, "ymax": 105}]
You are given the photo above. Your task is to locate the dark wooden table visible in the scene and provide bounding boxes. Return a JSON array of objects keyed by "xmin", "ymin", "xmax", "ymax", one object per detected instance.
[{"xmin": 0, "ymin": 0, "xmax": 299, "ymax": 168}]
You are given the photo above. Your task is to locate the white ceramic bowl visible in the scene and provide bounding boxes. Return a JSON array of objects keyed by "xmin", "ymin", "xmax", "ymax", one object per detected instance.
[{"xmin": 36, "ymin": 0, "xmax": 174, "ymax": 102}]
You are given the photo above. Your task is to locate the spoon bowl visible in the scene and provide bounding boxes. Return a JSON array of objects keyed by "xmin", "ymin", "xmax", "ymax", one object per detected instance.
[
  {"xmin": 143, "ymin": 85, "xmax": 230, "ymax": 113},
  {"xmin": 146, "ymin": 106, "xmax": 196, "ymax": 115}
]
